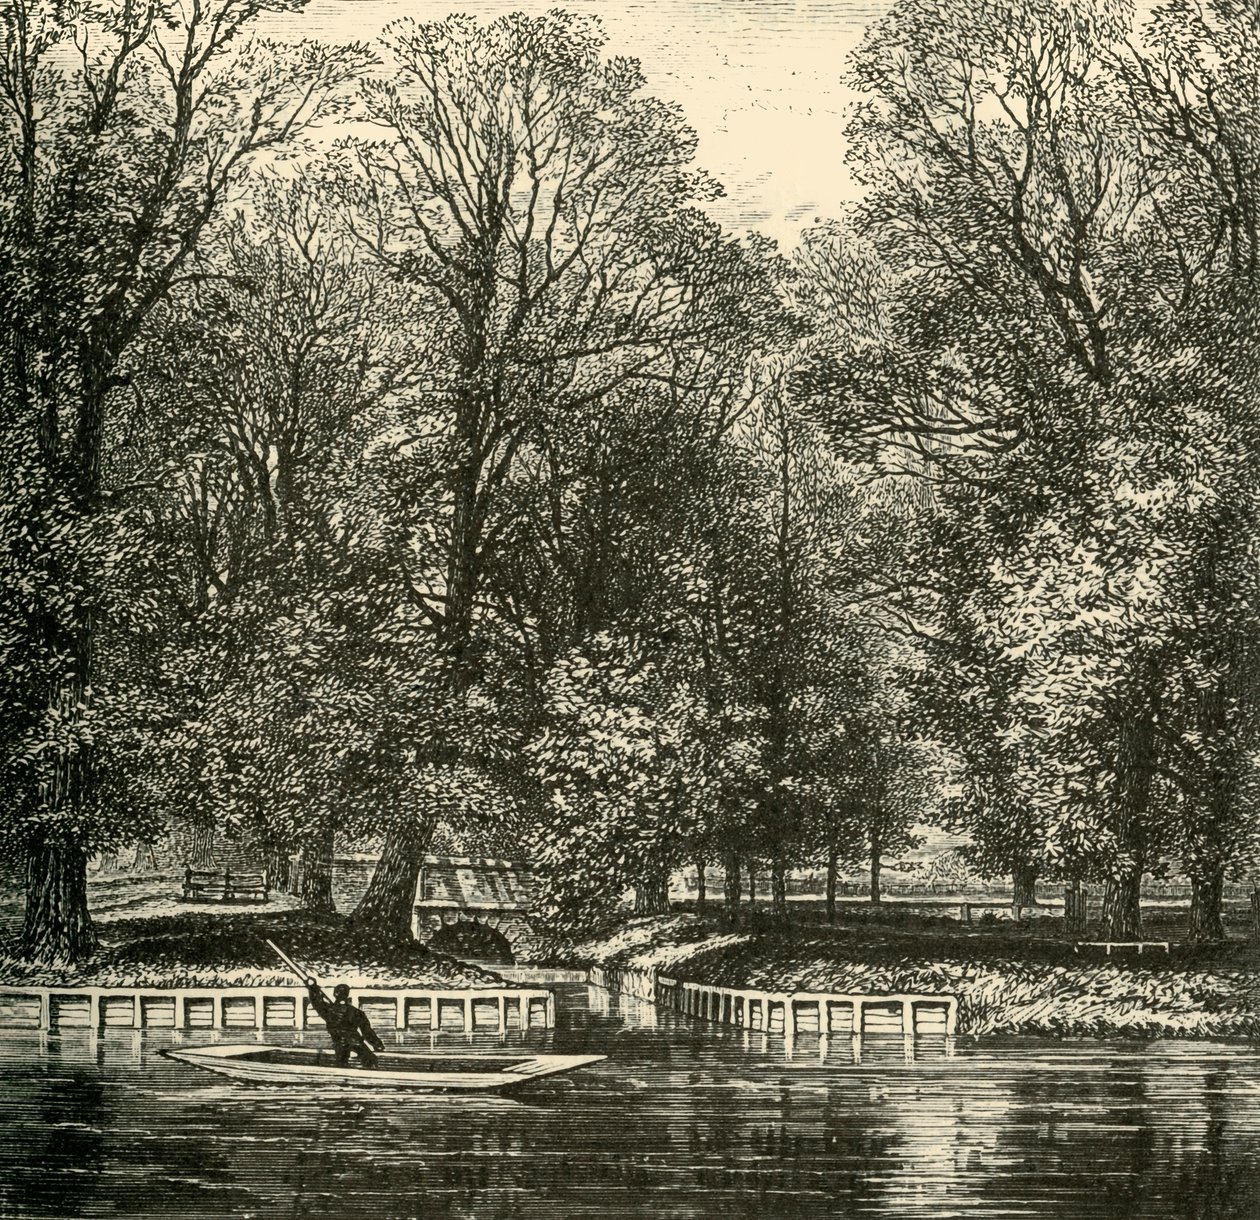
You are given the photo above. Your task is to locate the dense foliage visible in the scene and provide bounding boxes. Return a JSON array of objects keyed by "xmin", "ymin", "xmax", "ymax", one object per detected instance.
[{"xmin": 2, "ymin": 0, "xmax": 1259, "ymax": 961}]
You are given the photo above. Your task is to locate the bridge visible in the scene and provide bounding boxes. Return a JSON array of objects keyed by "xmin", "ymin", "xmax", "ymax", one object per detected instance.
[{"xmin": 411, "ymin": 855, "xmax": 542, "ymax": 963}]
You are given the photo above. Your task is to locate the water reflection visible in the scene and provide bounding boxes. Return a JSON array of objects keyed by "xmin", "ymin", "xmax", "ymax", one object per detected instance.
[{"xmin": 0, "ymin": 987, "xmax": 1257, "ymax": 1218}]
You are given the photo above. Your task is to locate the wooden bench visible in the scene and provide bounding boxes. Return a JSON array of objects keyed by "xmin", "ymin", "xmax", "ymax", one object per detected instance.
[
  {"xmin": 182, "ymin": 868, "xmax": 269, "ymax": 903},
  {"xmin": 225, "ymin": 872, "xmax": 269, "ymax": 902},
  {"xmin": 1073, "ymin": 941, "xmax": 1170, "ymax": 957},
  {"xmin": 182, "ymin": 868, "xmax": 221, "ymax": 900},
  {"xmin": 960, "ymin": 902, "xmax": 1038, "ymax": 923}
]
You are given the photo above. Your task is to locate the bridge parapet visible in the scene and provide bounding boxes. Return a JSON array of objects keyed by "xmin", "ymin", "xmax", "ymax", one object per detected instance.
[{"xmin": 412, "ymin": 855, "xmax": 543, "ymax": 961}]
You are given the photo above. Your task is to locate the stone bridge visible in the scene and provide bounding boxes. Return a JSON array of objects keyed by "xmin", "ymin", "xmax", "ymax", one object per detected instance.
[{"xmin": 411, "ymin": 855, "xmax": 543, "ymax": 963}]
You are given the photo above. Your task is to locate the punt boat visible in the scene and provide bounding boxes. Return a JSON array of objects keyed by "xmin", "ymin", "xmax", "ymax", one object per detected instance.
[{"xmin": 163, "ymin": 1043, "xmax": 606, "ymax": 1091}]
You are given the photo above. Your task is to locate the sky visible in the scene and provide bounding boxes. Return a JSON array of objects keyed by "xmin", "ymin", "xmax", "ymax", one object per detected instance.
[{"xmin": 260, "ymin": 0, "xmax": 889, "ymax": 248}]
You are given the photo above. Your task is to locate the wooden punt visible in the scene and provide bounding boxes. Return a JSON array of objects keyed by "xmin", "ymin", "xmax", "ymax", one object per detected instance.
[{"xmin": 162, "ymin": 1043, "xmax": 605, "ymax": 1091}]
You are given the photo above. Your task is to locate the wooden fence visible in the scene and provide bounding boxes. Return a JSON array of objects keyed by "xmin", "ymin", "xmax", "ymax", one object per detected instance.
[
  {"xmin": 588, "ymin": 964, "xmax": 957, "ymax": 1039},
  {"xmin": 0, "ymin": 984, "xmax": 555, "ymax": 1035}
]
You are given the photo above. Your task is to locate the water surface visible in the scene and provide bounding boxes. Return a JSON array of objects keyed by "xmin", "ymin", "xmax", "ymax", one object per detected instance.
[{"xmin": 1, "ymin": 983, "xmax": 1258, "ymax": 1218}]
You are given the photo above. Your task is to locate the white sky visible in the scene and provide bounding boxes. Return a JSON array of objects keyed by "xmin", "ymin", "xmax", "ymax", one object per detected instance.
[{"xmin": 260, "ymin": 0, "xmax": 887, "ymax": 248}]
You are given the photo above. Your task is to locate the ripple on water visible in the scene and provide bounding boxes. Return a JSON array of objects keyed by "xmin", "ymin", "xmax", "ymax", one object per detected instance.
[{"xmin": 0, "ymin": 986, "xmax": 1258, "ymax": 1219}]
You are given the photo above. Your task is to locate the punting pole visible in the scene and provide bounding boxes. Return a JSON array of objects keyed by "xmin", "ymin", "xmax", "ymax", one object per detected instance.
[{"xmin": 265, "ymin": 939, "xmax": 316, "ymax": 986}]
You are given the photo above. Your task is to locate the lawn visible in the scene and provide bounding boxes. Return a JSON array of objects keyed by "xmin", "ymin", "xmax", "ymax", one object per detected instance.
[
  {"xmin": 572, "ymin": 913, "xmax": 1260, "ymax": 1039},
  {"xmin": 0, "ymin": 908, "xmax": 510, "ymax": 990}
]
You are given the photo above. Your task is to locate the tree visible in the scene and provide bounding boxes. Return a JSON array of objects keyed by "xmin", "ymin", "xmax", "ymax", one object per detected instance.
[
  {"xmin": 133, "ymin": 172, "xmax": 428, "ymax": 915},
  {"xmin": 527, "ymin": 634, "xmax": 713, "ymax": 927},
  {"xmin": 1116, "ymin": 0, "xmax": 1260, "ymax": 937},
  {"xmin": 341, "ymin": 10, "xmax": 786, "ymax": 933},
  {"xmin": 0, "ymin": 0, "xmax": 368, "ymax": 961},
  {"xmin": 809, "ymin": 0, "xmax": 1260, "ymax": 942}
]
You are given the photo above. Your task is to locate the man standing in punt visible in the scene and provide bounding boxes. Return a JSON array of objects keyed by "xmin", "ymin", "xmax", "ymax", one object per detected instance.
[{"xmin": 305, "ymin": 979, "xmax": 386, "ymax": 1068}]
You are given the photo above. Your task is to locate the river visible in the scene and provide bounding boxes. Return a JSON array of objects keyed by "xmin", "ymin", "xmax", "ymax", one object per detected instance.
[{"xmin": 0, "ymin": 982, "xmax": 1257, "ymax": 1218}]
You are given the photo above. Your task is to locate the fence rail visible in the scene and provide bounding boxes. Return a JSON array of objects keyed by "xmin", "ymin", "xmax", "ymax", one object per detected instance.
[
  {"xmin": 588, "ymin": 964, "xmax": 957, "ymax": 1039},
  {"xmin": 678, "ymin": 877, "xmax": 1258, "ymax": 901},
  {"xmin": 0, "ymin": 984, "xmax": 555, "ymax": 1034}
]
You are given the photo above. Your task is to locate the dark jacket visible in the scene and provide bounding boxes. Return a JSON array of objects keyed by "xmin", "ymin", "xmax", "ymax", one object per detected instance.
[{"xmin": 306, "ymin": 985, "xmax": 385, "ymax": 1051}]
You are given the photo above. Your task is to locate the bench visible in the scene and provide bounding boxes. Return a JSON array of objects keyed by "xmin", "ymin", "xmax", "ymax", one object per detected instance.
[
  {"xmin": 225, "ymin": 872, "xmax": 269, "ymax": 902},
  {"xmin": 1073, "ymin": 941, "xmax": 1170, "ymax": 957},
  {"xmin": 182, "ymin": 869, "xmax": 221, "ymax": 900},
  {"xmin": 182, "ymin": 868, "xmax": 269, "ymax": 903},
  {"xmin": 959, "ymin": 902, "xmax": 1039, "ymax": 923}
]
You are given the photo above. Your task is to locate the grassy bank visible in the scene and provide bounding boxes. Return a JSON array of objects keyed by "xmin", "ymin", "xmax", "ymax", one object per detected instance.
[
  {"xmin": 573, "ymin": 914, "xmax": 1260, "ymax": 1039},
  {"xmin": 0, "ymin": 909, "xmax": 508, "ymax": 990}
]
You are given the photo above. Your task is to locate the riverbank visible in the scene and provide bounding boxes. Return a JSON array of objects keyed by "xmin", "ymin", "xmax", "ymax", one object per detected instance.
[
  {"xmin": 0, "ymin": 909, "xmax": 507, "ymax": 990},
  {"xmin": 570, "ymin": 914, "xmax": 1260, "ymax": 1039}
]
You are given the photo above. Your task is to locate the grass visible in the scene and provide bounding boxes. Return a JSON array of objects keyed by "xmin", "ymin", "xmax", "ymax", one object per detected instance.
[
  {"xmin": 6, "ymin": 884, "xmax": 1257, "ymax": 1039},
  {"xmin": 574, "ymin": 913, "xmax": 1260, "ymax": 1039},
  {"xmin": 0, "ymin": 909, "xmax": 510, "ymax": 990}
]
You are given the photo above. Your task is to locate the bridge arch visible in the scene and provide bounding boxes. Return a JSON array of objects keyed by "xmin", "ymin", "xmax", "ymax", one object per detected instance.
[
  {"xmin": 411, "ymin": 856, "xmax": 543, "ymax": 962},
  {"xmin": 427, "ymin": 917, "xmax": 516, "ymax": 964}
]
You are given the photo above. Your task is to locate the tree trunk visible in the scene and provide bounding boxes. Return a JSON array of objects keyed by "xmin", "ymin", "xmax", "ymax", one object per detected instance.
[
  {"xmin": 264, "ymin": 848, "xmax": 294, "ymax": 896},
  {"xmin": 191, "ymin": 820, "xmax": 216, "ymax": 870},
  {"xmin": 869, "ymin": 828, "xmax": 882, "ymax": 906},
  {"xmin": 747, "ymin": 860, "xmax": 757, "ymax": 906},
  {"xmin": 352, "ymin": 820, "xmax": 432, "ymax": 940},
  {"xmin": 1188, "ymin": 867, "xmax": 1225, "ymax": 942},
  {"xmin": 1063, "ymin": 879, "xmax": 1087, "ymax": 937},
  {"xmin": 1101, "ymin": 695, "xmax": 1157, "ymax": 941},
  {"xmin": 22, "ymin": 832, "xmax": 97, "ymax": 964},
  {"xmin": 634, "ymin": 866, "xmax": 671, "ymax": 916},
  {"xmin": 443, "ymin": 431, "xmax": 489, "ymax": 682},
  {"xmin": 128, "ymin": 842, "xmax": 157, "ymax": 873},
  {"xmin": 300, "ymin": 827, "xmax": 336, "ymax": 914},
  {"xmin": 23, "ymin": 657, "xmax": 99, "ymax": 964},
  {"xmin": 1187, "ymin": 700, "xmax": 1233, "ymax": 945},
  {"xmin": 1012, "ymin": 862, "xmax": 1038, "ymax": 909},
  {"xmin": 1101, "ymin": 870, "xmax": 1143, "ymax": 941},
  {"xmin": 695, "ymin": 858, "xmax": 707, "ymax": 915},
  {"xmin": 723, "ymin": 851, "xmax": 741, "ymax": 925},
  {"xmin": 825, "ymin": 849, "xmax": 839, "ymax": 924},
  {"xmin": 770, "ymin": 857, "xmax": 787, "ymax": 921}
]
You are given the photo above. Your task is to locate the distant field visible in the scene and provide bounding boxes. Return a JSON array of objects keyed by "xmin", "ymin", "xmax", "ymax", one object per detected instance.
[
  {"xmin": 667, "ymin": 890, "xmax": 1259, "ymax": 948},
  {"xmin": 669, "ymin": 887, "xmax": 1255, "ymax": 909}
]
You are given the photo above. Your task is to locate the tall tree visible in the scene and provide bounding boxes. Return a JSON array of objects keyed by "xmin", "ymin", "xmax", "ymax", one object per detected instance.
[
  {"xmin": 0, "ymin": 0, "xmax": 367, "ymax": 960},
  {"xmin": 136, "ymin": 173, "xmax": 427, "ymax": 914},
  {"xmin": 344, "ymin": 11, "xmax": 780, "ymax": 933},
  {"xmin": 813, "ymin": 0, "xmax": 1260, "ymax": 939}
]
